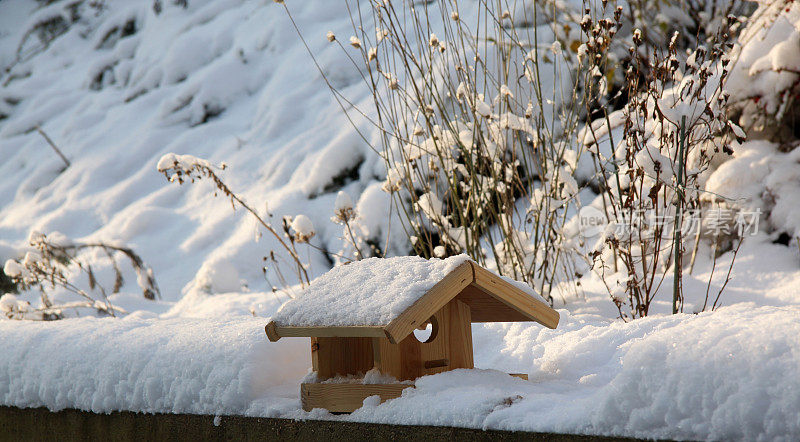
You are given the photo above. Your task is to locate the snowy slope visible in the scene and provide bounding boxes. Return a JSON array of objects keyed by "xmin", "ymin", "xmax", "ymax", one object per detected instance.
[
  {"xmin": 0, "ymin": 0, "xmax": 389, "ymax": 303},
  {"xmin": 1, "ymin": 1, "xmax": 800, "ymax": 440}
]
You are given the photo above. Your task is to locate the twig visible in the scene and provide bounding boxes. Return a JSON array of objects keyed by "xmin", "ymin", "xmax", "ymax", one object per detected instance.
[
  {"xmin": 712, "ymin": 237, "xmax": 743, "ymax": 311},
  {"xmin": 673, "ymin": 115, "xmax": 687, "ymax": 314},
  {"xmin": 35, "ymin": 126, "xmax": 70, "ymax": 168},
  {"xmin": 688, "ymin": 218, "xmax": 702, "ymax": 274}
]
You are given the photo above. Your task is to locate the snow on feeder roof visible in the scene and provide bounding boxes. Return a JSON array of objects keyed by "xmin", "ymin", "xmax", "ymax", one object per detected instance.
[{"xmin": 265, "ymin": 255, "xmax": 559, "ymax": 345}]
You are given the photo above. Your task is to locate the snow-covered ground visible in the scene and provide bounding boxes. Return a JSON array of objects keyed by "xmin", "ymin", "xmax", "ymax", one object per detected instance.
[
  {"xmin": 3, "ymin": 282, "xmax": 800, "ymax": 440},
  {"xmin": 1, "ymin": 0, "xmax": 800, "ymax": 440}
]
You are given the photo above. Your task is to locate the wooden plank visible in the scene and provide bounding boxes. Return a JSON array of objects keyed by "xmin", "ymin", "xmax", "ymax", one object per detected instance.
[
  {"xmin": 456, "ymin": 285, "xmax": 533, "ymax": 322},
  {"xmin": 418, "ymin": 299, "xmax": 474, "ymax": 375},
  {"xmin": 419, "ymin": 306, "xmax": 448, "ymax": 376},
  {"xmin": 376, "ymin": 337, "xmax": 402, "ymax": 380},
  {"xmin": 470, "ymin": 262, "xmax": 559, "ymax": 329},
  {"xmin": 300, "ymin": 383, "xmax": 413, "ymax": 412},
  {"xmin": 383, "ymin": 261, "xmax": 474, "ymax": 344},
  {"xmin": 314, "ymin": 337, "xmax": 374, "ymax": 380},
  {"xmin": 398, "ymin": 336, "xmax": 422, "ymax": 380},
  {"xmin": 271, "ymin": 325, "xmax": 387, "ymax": 339},
  {"xmin": 379, "ymin": 334, "xmax": 437, "ymax": 381},
  {"xmin": 445, "ymin": 299, "xmax": 473, "ymax": 369}
]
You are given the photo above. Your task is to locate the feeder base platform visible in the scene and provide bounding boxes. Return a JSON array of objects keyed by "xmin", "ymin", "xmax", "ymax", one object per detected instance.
[{"xmin": 301, "ymin": 373, "xmax": 527, "ymax": 413}]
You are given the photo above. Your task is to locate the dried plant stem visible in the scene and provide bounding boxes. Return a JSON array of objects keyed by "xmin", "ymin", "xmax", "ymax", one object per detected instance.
[
  {"xmin": 712, "ymin": 238, "xmax": 743, "ymax": 311},
  {"xmin": 35, "ymin": 126, "xmax": 70, "ymax": 168},
  {"xmin": 673, "ymin": 115, "xmax": 687, "ymax": 314},
  {"xmin": 5, "ymin": 234, "xmax": 159, "ymax": 319},
  {"xmin": 159, "ymin": 158, "xmax": 310, "ymax": 287},
  {"xmin": 688, "ymin": 221, "xmax": 702, "ymax": 274}
]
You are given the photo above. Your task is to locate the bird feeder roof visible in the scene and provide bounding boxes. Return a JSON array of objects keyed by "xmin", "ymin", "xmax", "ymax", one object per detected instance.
[{"xmin": 265, "ymin": 255, "xmax": 559, "ymax": 344}]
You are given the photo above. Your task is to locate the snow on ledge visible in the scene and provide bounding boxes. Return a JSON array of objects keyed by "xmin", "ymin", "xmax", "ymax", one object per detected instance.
[{"xmin": 2, "ymin": 304, "xmax": 799, "ymax": 440}]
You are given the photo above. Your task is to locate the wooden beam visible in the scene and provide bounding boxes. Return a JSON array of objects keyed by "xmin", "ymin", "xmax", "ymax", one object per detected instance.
[
  {"xmin": 267, "ymin": 324, "xmax": 387, "ymax": 340},
  {"xmin": 445, "ymin": 299, "xmax": 473, "ymax": 370},
  {"xmin": 264, "ymin": 321, "xmax": 280, "ymax": 342},
  {"xmin": 301, "ymin": 371, "xmax": 522, "ymax": 412},
  {"xmin": 383, "ymin": 261, "xmax": 474, "ymax": 344},
  {"xmin": 300, "ymin": 383, "xmax": 412, "ymax": 412},
  {"xmin": 470, "ymin": 262, "xmax": 559, "ymax": 329}
]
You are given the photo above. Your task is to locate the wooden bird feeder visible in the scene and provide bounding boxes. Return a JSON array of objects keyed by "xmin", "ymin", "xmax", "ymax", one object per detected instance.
[{"xmin": 265, "ymin": 259, "xmax": 559, "ymax": 412}]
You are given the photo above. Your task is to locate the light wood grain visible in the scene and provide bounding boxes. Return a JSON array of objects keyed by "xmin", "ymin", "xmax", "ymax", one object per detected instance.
[
  {"xmin": 383, "ymin": 261, "xmax": 474, "ymax": 344},
  {"xmin": 456, "ymin": 285, "xmax": 533, "ymax": 322},
  {"xmin": 301, "ymin": 383, "xmax": 413, "ymax": 412},
  {"xmin": 444, "ymin": 299, "xmax": 473, "ymax": 370},
  {"xmin": 312, "ymin": 337, "xmax": 374, "ymax": 380},
  {"xmin": 378, "ymin": 335, "xmax": 422, "ymax": 381},
  {"xmin": 270, "ymin": 325, "xmax": 387, "ymax": 339},
  {"xmin": 470, "ymin": 262, "xmax": 559, "ymax": 329},
  {"xmin": 419, "ymin": 308, "xmax": 447, "ymax": 376}
]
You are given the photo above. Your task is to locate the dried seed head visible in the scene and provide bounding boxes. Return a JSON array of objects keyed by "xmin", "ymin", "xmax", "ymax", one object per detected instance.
[
  {"xmin": 429, "ymin": 33, "xmax": 439, "ymax": 47},
  {"xmin": 550, "ymin": 40, "xmax": 562, "ymax": 55},
  {"xmin": 632, "ymin": 29, "xmax": 642, "ymax": 46},
  {"xmin": 326, "ymin": 31, "xmax": 335, "ymax": 42},
  {"xmin": 450, "ymin": 11, "xmax": 459, "ymax": 21},
  {"xmin": 349, "ymin": 36, "xmax": 361, "ymax": 48},
  {"xmin": 290, "ymin": 215, "xmax": 316, "ymax": 243},
  {"xmin": 332, "ymin": 191, "xmax": 356, "ymax": 224},
  {"xmin": 577, "ymin": 43, "xmax": 588, "ymax": 65},
  {"xmin": 580, "ymin": 15, "xmax": 592, "ymax": 31},
  {"xmin": 382, "ymin": 168, "xmax": 402, "ymax": 193}
]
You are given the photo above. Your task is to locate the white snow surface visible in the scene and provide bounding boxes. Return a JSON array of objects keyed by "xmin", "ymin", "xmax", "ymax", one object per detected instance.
[
  {"xmin": 0, "ymin": 1, "xmax": 800, "ymax": 440},
  {"xmin": 271, "ymin": 255, "xmax": 471, "ymax": 327},
  {"xmin": 3, "ymin": 299, "xmax": 800, "ymax": 441}
]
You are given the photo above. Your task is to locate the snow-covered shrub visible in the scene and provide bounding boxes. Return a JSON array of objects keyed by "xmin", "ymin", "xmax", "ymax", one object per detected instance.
[
  {"xmin": 281, "ymin": 0, "xmax": 604, "ymax": 302},
  {"xmin": 699, "ymin": 0, "xmax": 800, "ymax": 251},
  {"xmin": 276, "ymin": 0, "xmax": 754, "ymax": 310},
  {"xmin": 274, "ymin": 0, "xmax": 756, "ymax": 316},
  {"xmin": 2, "ymin": 231, "xmax": 160, "ymax": 320},
  {"xmin": 541, "ymin": 0, "xmax": 752, "ymax": 124},
  {"xmin": 726, "ymin": 0, "xmax": 800, "ymax": 142},
  {"xmin": 577, "ymin": 13, "xmax": 746, "ymax": 318}
]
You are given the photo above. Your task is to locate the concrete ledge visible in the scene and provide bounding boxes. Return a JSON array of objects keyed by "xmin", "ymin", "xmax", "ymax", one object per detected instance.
[{"xmin": 0, "ymin": 405, "xmax": 652, "ymax": 441}]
